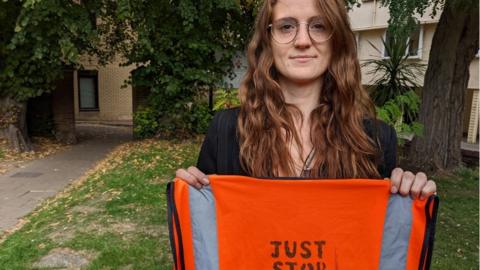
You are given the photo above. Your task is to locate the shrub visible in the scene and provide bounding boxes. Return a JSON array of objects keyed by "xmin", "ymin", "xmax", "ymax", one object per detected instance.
[
  {"xmin": 213, "ymin": 88, "xmax": 240, "ymax": 111},
  {"xmin": 133, "ymin": 106, "xmax": 159, "ymax": 139},
  {"xmin": 376, "ymin": 90, "xmax": 423, "ymax": 145},
  {"xmin": 189, "ymin": 101, "xmax": 213, "ymax": 134}
]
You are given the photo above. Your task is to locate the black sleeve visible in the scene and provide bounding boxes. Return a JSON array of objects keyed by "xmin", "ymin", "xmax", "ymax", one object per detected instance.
[
  {"xmin": 196, "ymin": 108, "xmax": 243, "ymax": 175},
  {"xmin": 380, "ymin": 123, "xmax": 397, "ymax": 178},
  {"xmin": 196, "ymin": 112, "xmax": 220, "ymax": 174}
]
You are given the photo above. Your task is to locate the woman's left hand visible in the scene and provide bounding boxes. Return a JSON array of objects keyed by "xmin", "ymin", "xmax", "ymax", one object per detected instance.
[{"xmin": 389, "ymin": 167, "xmax": 437, "ymax": 200}]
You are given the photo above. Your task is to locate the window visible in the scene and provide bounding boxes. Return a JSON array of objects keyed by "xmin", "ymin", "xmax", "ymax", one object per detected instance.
[
  {"xmin": 383, "ymin": 26, "xmax": 423, "ymax": 59},
  {"xmin": 78, "ymin": 70, "xmax": 99, "ymax": 111},
  {"xmin": 407, "ymin": 27, "xmax": 422, "ymax": 57}
]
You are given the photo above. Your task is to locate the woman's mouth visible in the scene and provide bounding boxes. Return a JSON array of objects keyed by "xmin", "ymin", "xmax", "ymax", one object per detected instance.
[{"xmin": 290, "ymin": 55, "xmax": 316, "ymax": 63}]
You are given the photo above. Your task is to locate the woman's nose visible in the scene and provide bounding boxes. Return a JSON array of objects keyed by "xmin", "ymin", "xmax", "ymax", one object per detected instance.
[{"xmin": 294, "ymin": 24, "xmax": 312, "ymax": 47}]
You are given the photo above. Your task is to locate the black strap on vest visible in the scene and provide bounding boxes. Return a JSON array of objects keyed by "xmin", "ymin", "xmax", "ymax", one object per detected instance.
[
  {"xmin": 418, "ymin": 195, "xmax": 440, "ymax": 270},
  {"xmin": 166, "ymin": 182, "xmax": 186, "ymax": 270}
]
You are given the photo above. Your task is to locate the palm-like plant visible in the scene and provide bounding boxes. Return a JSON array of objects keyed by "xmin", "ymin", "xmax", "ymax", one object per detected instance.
[
  {"xmin": 362, "ymin": 35, "xmax": 426, "ymax": 108},
  {"xmin": 362, "ymin": 32, "xmax": 426, "ymax": 142}
]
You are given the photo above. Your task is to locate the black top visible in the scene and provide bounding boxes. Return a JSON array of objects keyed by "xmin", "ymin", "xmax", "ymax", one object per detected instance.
[{"xmin": 197, "ymin": 108, "xmax": 397, "ymax": 178}]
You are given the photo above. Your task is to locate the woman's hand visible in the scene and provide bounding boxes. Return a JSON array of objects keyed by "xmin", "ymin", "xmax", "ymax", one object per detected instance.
[
  {"xmin": 175, "ymin": 166, "xmax": 210, "ymax": 189},
  {"xmin": 389, "ymin": 168, "xmax": 437, "ymax": 200}
]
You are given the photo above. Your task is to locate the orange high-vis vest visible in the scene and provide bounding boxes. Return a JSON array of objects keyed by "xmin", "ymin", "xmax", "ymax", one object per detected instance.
[{"xmin": 167, "ymin": 175, "xmax": 439, "ymax": 270}]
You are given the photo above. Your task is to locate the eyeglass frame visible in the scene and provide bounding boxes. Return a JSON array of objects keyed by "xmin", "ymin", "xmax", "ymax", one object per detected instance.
[{"xmin": 267, "ymin": 20, "xmax": 334, "ymax": 44}]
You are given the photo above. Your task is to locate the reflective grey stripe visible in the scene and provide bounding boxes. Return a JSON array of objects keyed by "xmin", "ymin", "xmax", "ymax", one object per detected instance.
[
  {"xmin": 188, "ymin": 185, "xmax": 219, "ymax": 270},
  {"xmin": 379, "ymin": 194, "xmax": 413, "ymax": 270}
]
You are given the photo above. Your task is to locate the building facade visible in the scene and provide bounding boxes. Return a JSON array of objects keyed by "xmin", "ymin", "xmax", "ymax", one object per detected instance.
[
  {"xmin": 74, "ymin": 56, "xmax": 134, "ymax": 126},
  {"xmin": 349, "ymin": 0, "xmax": 479, "ymax": 143}
]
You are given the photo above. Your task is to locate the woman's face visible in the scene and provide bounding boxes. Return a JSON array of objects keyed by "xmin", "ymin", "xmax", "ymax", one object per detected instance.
[{"xmin": 270, "ymin": 0, "xmax": 333, "ymax": 86}]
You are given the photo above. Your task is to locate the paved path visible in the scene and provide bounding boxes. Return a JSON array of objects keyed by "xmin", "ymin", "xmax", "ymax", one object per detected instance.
[{"xmin": 0, "ymin": 124, "xmax": 132, "ymax": 234}]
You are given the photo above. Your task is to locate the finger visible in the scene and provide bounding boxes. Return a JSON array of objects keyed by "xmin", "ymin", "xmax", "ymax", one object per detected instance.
[
  {"xmin": 398, "ymin": 171, "xmax": 415, "ymax": 196},
  {"xmin": 409, "ymin": 172, "xmax": 427, "ymax": 200},
  {"xmin": 420, "ymin": 180, "xmax": 437, "ymax": 200},
  {"xmin": 176, "ymin": 168, "xmax": 203, "ymax": 189},
  {"xmin": 187, "ymin": 166, "xmax": 209, "ymax": 185},
  {"xmin": 390, "ymin": 168, "xmax": 404, "ymax": 193}
]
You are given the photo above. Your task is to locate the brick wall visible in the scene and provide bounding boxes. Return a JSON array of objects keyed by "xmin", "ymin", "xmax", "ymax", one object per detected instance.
[{"xmin": 74, "ymin": 56, "xmax": 134, "ymax": 125}]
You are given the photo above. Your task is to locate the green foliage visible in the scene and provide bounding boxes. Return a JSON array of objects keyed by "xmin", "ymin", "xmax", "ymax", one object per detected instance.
[
  {"xmin": 376, "ymin": 91, "xmax": 424, "ymax": 145},
  {"xmin": 0, "ymin": 0, "xmax": 103, "ymax": 101},
  {"xmin": 111, "ymin": 0, "xmax": 255, "ymax": 133},
  {"xmin": 363, "ymin": 34, "xmax": 426, "ymax": 131},
  {"xmin": 359, "ymin": 0, "xmax": 440, "ymax": 145},
  {"xmin": 1, "ymin": 0, "xmax": 254, "ymax": 136},
  {"xmin": 188, "ymin": 101, "xmax": 213, "ymax": 134},
  {"xmin": 133, "ymin": 106, "xmax": 159, "ymax": 139},
  {"xmin": 213, "ymin": 88, "xmax": 240, "ymax": 111},
  {"xmin": 133, "ymin": 101, "xmax": 212, "ymax": 137},
  {"xmin": 363, "ymin": 37, "xmax": 426, "ymax": 106},
  {"xmin": 380, "ymin": 0, "xmax": 438, "ymax": 38}
]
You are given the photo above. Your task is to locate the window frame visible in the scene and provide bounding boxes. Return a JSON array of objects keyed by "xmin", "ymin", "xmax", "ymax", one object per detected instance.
[
  {"xmin": 382, "ymin": 25, "xmax": 424, "ymax": 60},
  {"xmin": 354, "ymin": 31, "xmax": 360, "ymax": 48},
  {"xmin": 78, "ymin": 70, "xmax": 100, "ymax": 112}
]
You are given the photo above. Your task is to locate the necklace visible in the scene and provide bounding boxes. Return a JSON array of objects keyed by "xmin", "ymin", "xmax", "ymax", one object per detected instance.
[{"xmin": 300, "ymin": 148, "xmax": 315, "ymax": 177}]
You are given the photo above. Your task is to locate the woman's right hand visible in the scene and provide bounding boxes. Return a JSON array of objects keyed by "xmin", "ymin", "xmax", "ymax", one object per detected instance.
[{"xmin": 175, "ymin": 166, "xmax": 210, "ymax": 189}]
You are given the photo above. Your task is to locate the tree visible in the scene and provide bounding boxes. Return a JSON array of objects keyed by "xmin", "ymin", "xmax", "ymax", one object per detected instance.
[
  {"xmin": 0, "ymin": 0, "xmax": 122, "ymax": 152},
  {"xmin": 409, "ymin": 0, "xmax": 479, "ymax": 171},
  {"xmin": 110, "ymin": 0, "xmax": 255, "ymax": 134},
  {"xmin": 0, "ymin": 1, "xmax": 29, "ymax": 151},
  {"xmin": 350, "ymin": 0, "xmax": 478, "ymax": 171},
  {"xmin": 1, "ymin": 0, "xmax": 257, "ymax": 148}
]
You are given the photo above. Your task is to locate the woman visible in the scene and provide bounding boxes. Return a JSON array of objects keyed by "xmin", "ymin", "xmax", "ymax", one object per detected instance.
[{"xmin": 176, "ymin": 0, "xmax": 436, "ymax": 199}]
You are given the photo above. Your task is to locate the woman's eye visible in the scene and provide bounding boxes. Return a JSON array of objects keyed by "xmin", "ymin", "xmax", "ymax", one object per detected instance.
[
  {"xmin": 310, "ymin": 22, "xmax": 326, "ymax": 32},
  {"xmin": 278, "ymin": 23, "xmax": 296, "ymax": 33}
]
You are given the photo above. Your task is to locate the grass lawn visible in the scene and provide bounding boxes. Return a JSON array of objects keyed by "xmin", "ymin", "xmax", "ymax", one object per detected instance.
[
  {"xmin": 0, "ymin": 138, "xmax": 477, "ymax": 269},
  {"xmin": 0, "ymin": 138, "xmax": 201, "ymax": 269},
  {"xmin": 431, "ymin": 167, "xmax": 479, "ymax": 269}
]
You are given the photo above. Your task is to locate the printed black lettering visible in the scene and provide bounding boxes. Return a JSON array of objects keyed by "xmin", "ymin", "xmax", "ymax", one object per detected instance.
[
  {"xmin": 300, "ymin": 263, "xmax": 315, "ymax": 270},
  {"xmin": 271, "ymin": 241, "xmax": 282, "ymax": 258},
  {"xmin": 269, "ymin": 240, "xmax": 328, "ymax": 270},
  {"xmin": 285, "ymin": 261, "xmax": 297, "ymax": 270},
  {"xmin": 285, "ymin": 241, "xmax": 297, "ymax": 258},
  {"xmin": 300, "ymin": 241, "xmax": 312, "ymax": 259},
  {"xmin": 273, "ymin": 261, "xmax": 283, "ymax": 270},
  {"xmin": 313, "ymin": 241, "xmax": 326, "ymax": 259}
]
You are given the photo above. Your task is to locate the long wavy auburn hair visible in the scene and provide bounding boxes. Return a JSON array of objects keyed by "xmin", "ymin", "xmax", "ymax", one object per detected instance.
[{"xmin": 238, "ymin": 0, "xmax": 381, "ymax": 178}]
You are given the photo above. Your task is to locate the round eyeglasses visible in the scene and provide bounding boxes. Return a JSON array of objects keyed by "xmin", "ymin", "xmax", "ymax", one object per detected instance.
[{"xmin": 268, "ymin": 18, "xmax": 333, "ymax": 44}]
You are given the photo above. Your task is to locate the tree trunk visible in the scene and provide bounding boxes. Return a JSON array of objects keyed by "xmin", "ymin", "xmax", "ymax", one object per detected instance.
[
  {"xmin": 0, "ymin": 96, "xmax": 34, "ymax": 152},
  {"xmin": 409, "ymin": 1, "xmax": 479, "ymax": 171}
]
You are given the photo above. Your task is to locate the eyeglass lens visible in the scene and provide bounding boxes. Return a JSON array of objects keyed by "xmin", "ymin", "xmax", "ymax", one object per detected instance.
[{"xmin": 270, "ymin": 16, "xmax": 332, "ymax": 44}]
